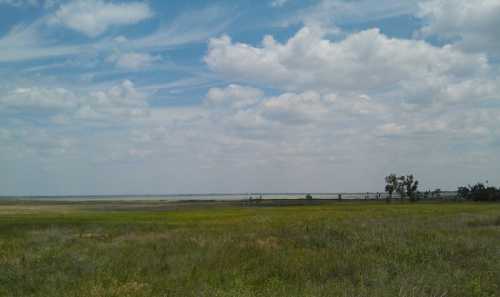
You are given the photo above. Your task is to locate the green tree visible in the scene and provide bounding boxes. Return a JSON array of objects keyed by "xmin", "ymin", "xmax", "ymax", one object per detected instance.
[
  {"xmin": 385, "ymin": 174, "xmax": 419, "ymax": 202},
  {"xmin": 457, "ymin": 186, "xmax": 470, "ymax": 200},
  {"xmin": 459, "ymin": 183, "xmax": 500, "ymax": 201},
  {"xmin": 403, "ymin": 174, "xmax": 419, "ymax": 202},
  {"xmin": 396, "ymin": 175, "xmax": 406, "ymax": 201},
  {"xmin": 433, "ymin": 188, "xmax": 442, "ymax": 199},
  {"xmin": 384, "ymin": 174, "xmax": 398, "ymax": 203}
]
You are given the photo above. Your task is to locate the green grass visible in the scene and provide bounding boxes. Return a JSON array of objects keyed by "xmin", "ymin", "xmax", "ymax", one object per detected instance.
[{"xmin": 1, "ymin": 201, "xmax": 499, "ymax": 297}]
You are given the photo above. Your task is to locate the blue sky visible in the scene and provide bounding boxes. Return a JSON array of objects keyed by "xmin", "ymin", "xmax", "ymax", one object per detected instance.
[{"xmin": 1, "ymin": 0, "xmax": 499, "ymax": 195}]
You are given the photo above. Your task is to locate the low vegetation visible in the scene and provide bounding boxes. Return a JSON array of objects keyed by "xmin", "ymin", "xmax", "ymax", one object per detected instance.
[
  {"xmin": 458, "ymin": 183, "xmax": 500, "ymax": 202},
  {"xmin": 1, "ymin": 200, "xmax": 499, "ymax": 297}
]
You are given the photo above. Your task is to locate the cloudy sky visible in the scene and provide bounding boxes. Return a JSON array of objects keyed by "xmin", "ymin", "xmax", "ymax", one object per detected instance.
[{"xmin": 1, "ymin": 0, "xmax": 499, "ymax": 195}]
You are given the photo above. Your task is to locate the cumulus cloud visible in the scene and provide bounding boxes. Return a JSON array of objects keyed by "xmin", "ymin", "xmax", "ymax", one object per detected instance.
[
  {"xmin": 205, "ymin": 26, "xmax": 495, "ymax": 108},
  {"xmin": 204, "ymin": 85, "xmax": 387, "ymax": 129},
  {"xmin": 417, "ymin": 0, "xmax": 500, "ymax": 58},
  {"xmin": 205, "ymin": 84, "xmax": 263, "ymax": 109},
  {"xmin": 260, "ymin": 91, "xmax": 329, "ymax": 125},
  {"xmin": 202, "ymin": 25, "xmax": 500, "ymax": 183},
  {"xmin": 0, "ymin": 80, "xmax": 150, "ymax": 123},
  {"xmin": 49, "ymin": 0, "xmax": 153, "ymax": 37},
  {"xmin": 73, "ymin": 80, "xmax": 150, "ymax": 121}
]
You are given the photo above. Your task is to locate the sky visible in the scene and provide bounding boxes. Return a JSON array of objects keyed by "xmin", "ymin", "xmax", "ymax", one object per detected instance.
[{"xmin": 1, "ymin": 0, "xmax": 499, "ymax": 196}]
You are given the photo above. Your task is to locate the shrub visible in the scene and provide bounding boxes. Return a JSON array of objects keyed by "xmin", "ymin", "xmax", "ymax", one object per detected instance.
[{"xmin": 458, "ymin": 183, "xmax": 500, "ymax": 202}]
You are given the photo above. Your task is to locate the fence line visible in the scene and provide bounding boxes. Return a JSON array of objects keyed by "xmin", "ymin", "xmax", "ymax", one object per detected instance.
[{"xmin": 249, "ymin": 192, "xmax": 459, "ymax": 201}]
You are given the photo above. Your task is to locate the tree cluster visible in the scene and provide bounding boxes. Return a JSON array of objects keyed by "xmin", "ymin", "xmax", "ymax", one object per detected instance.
[
  {"xmin": 384, "ymin": 174, "xmax": 419, "ymax": 202},
  {"xmin": 457, "ymin": 183, "xmax": 500, "ymax": 202}
]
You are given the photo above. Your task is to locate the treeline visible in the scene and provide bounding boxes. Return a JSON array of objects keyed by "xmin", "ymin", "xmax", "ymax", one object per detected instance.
[
  {"xmin": 385, "ymin": 174, "xmax": 500, "ymax": 202},
  {"xmin": 457, "ymin": 183, "xmax": 500, "ymax": 202}
]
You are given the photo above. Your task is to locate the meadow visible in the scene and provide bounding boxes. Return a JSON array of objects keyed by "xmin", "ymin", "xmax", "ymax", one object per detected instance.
[{"xmin": 0, "ymin": 200, "xmax": 499, "ymax": 297}]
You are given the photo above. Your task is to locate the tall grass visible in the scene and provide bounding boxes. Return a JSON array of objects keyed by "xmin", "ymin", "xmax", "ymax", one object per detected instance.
[{"xmin": 0, "ymin": 202, "xmax": 499, "ymax": 297}]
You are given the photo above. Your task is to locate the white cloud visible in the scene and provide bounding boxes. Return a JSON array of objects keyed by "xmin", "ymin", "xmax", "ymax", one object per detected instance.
[
  {"xmin": 74, "ymin": 80, "xmax": 150, "ymax": 121},
  {"xmin": 271, "ymin": 0, "xmax": 289, "ymax": 8},
  {"xmin": 0, "ymin": 126, "xmax": 77, "ymax": 159},
  {"xmin": 0, "ymin": 80, "xmax": 150, "ymax": 123},
  {"xmin": 205, "ymin": 26, "xmax": 494, "ymax": 107},
  {"xmin": 201, "ymin": 26, "xmax": 500, "ymax": 190},
  {"xmin": 49, "ymin": 0, "xmax": 153, "ymax": 37},
  {"xmin": 0, "ymin": 5, "xmax": 237, "ymax": 66},
  {"xmin": 132, "ymin": 6, "xmax": 233, "ymax": 49},
  {"xmin": 204, "ymin": 86, "xmax": 387, "ymax": 129},
  {"xmin": 0, "ymin": 0, "xmax": 38, "ymax": 7},
  {"xmin": 0, "ymin": 87, "xmax": 76, "ymax": 110},
  {"xmin": 0, "ymin": 19, "xmax": 45, "ymax": 48},
  {"xmin": 277, "ymin": 0, "xmax": 420, "ymax": 27},
  {"xmin": 108, "ymin": 52, "xmax": 161, "ymax": 70},
  {"xmin": 205, "ymin": 84, "xmax": 263, "ymax": 109},
  {"xmin": 0, "ymin": 19, "xmax": 85, "ymax": 62},
  {"xmin": 377, "ymin": 123, "xmax": 405, "ymax": 136},
  {"xmin": 2, "ymin": 79, "xmax": 500, "ymax": 194},
  {"xmin": 417, "ymin": 0, "xmax": 500, "ymax": 58},
  {"xmin": 0, "ymin": 5, "xmax": 230, "ymax": 63},
  {"xmin": 260, "ymin": 91, "xmax": 329, "ymax": 125},
  {"xmin": 326, "ymin": 93, "xmax": 387, "ymax": 116},
  {"xmin": 0, "ymin": 0, "xmax": 59, "ymax": 7}
]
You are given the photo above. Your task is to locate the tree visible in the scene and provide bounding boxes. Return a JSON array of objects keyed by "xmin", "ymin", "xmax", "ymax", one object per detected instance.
[
  {"xmin": 385, "ymin": 174, "xmax": 398, "ymax": 203},
  {"xmin": 396, "ymin": 175, "xmax": 406, "ymax": 201},
  {"xmin": 457, "ymin": 186, "xmax": 470, "ymax": 200},
  {"xmin": 470, "ymin": 183, "xmax": 487, "ymax": 201},
  {"xmin": 433, "ymin": 189, "xmax": 442, "ymax": 199},
  {"xmin": 385, "ymin": 174, "xmax": 419, "ymax": 202},
  {"xmin": 403, "ymin": 174, "xmax": 419, "ymax": 202},
  {"xmin": 458, "ymin": 183, "xmax": 500, "ymax": 202},
  {"xmin": 305, "ymin": 194, "xmax": 313, "ymax": 200}
]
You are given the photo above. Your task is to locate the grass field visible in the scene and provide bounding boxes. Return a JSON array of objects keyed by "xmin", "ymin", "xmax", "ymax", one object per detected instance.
[{"xmin": 1, "ymin": 200, "xmax": 499, "ymax": 297}]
